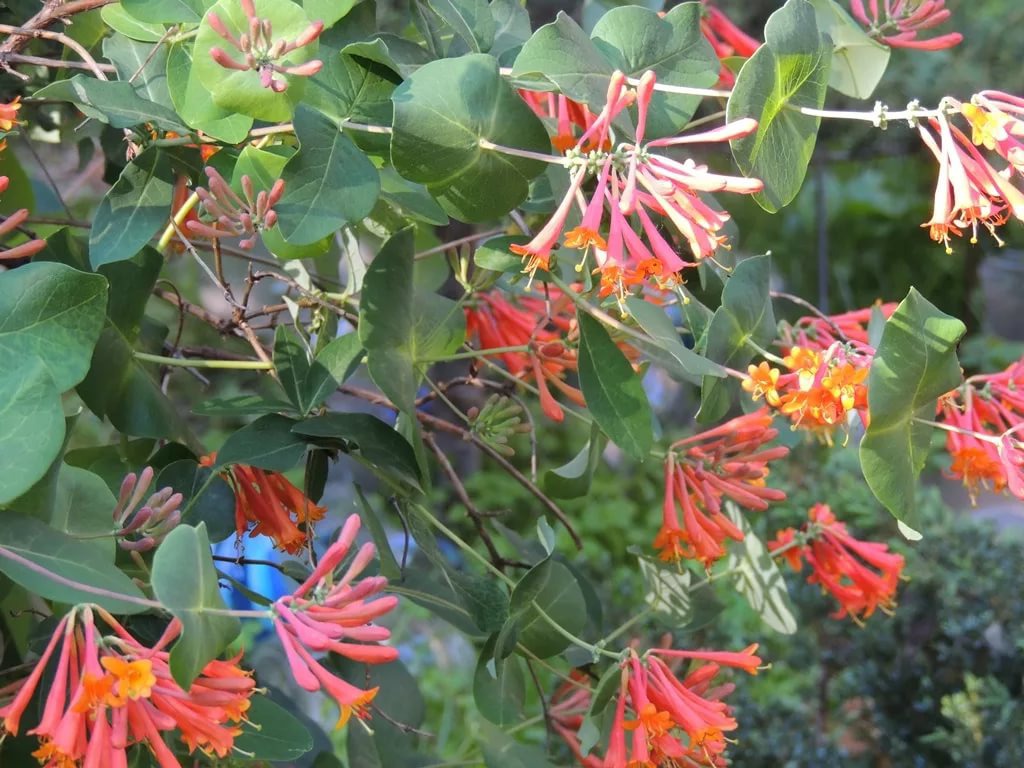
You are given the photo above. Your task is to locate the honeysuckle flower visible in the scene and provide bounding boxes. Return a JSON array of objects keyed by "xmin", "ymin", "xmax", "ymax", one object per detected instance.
[
  {"xmin": 848, "ymin": 0, "xmax": 962, "ymax": 50},
  {"xmin": 938, "ymin": 358, "xmax": 1024, "ymax": 502},
  {"xmin": 700, "ymin": 2, "xmax": 760, "ymax": 87},
  {"xmin": 595, "ymin": 645, "xmax": 760, "ymax": 766},
  {"xmin": 112, "ymin": 467, "xmax": 183, "ymax": 551},
  {"xmin": 962, "ymin": 90, "xmax": 1024, "ymax": 178},
  {"xmin": 657, "ymin": 409, "xmax": 788, "ymax": 567},
  {"xmin": 187, "ymin": 166, "xmax": 285, "ymax": 250},
  {"xmin": 0, "ymin": 607, "xmax": 255, "ymax": 765},
  {"xmin": 548, "ymin": 674, "xmax": 603, "ymax": 768},
  {"xmin": 207, "ymin": 0, "xmax": 323, "ymax": 92},
  {"xmin": 510, "ymin": 70, "xmax": 762, "ymax": 301},
  {"xmin": 519, "ymin": 90, "xmax": 606, "ymax": 153},
  {"xmin": 271, "ymin": 514, "xmax": 399, "ymax": 728},
  {"xmin": 0, "ymin": 175, "xmax": 46, "ymax": 263},
  {"xmin": 0, "ymin": 96, "xmax": 21, "ymax": 132},
  {"xmin": 201, "ymin": 452, "xmax": 326, "ymax": 553},
  {"xmin": 779, "ymin": 302, "xmax": 896, "ymax": 353},
  {"xmin": 770, "ymin": 503, "xmax": 905, "ymax": 621},
  {"xmin": 465, "ymin": 290, "xmax": 585, "ymax": 422}
]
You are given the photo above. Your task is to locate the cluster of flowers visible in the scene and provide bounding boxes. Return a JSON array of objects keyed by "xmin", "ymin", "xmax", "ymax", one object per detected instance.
[
  {"xmin": 112, "ymin": 467, "xmax": 184, "ymax": 552},
  {"xmin": 551, "ymin": 645, "xmax": 761, "ymax": 767},
  {"xmin": 201, "ymin": 453, "xmax": 326, "ymax": 554},
  {"xmin": 186, "ymin": 167, "xmax": 285, "ymax": 250},
  {"xmin": 0, "ymin": 607, "xmax": 255, "ymax": 767},
  {"xmin": 269, "ymin": 513, "xmax": 399, "ymax": 727},
  {"xmin": 770, "ymin": 503, "xmax": 906, "ymax": 622},
  {"xmin": 849, "ymin": 0, "xmax": 962, "ymax": 50},
  {"xmin": 742, "ymin": 304, "xmax": 896, "ymax": 439},
  {"xmin": 207, "ymin": 0, "xmax": 323, "ymax": 91},
  {"xmin": 919, "ymin": 91, "xmax": 1024, "ymax": 253},
  {"xmin": 464, "ymin": 289, "xmax": 585, "ymax": 422},
  {"xmin": 698, "ymin": 1, "xmax": 759, "ymax": 88},
  {"xmin": 512, "ymin": 69, "xmax": 763, "ymax": 304},
  {"xmin": 0, "ymin": 99, "xmax": 46, "ymax": 263},
  {"xmin": 938, "ymin": 357, "xmax": 1024, "ymax": 502},
  {"xmin": 657, "ymin": 409, "xmax": 788, "ymax": 568}
]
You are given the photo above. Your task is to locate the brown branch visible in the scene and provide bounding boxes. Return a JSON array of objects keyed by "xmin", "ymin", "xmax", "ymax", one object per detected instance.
[
  {"xmin": 339, "ymin": 384, "xmax": 582, "ymax": 550},
  {"xmin": 0, "ymin": 23, "xmax": 109, "ymax": 80},
  {"xmin": 1, "ymin": 52, "xmax": 115, "ymax": 72},
  {"xmin": 423, "ymin": 432, "xmax": 506, "ymax": 568},
  {"xmin": 0, "ymin": 0, "xmax": 116, "ymax": 60}
]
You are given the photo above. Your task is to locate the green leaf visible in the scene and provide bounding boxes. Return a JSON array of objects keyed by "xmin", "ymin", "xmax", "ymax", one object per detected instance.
[
  {"xmin": 0, "ymin": 511, "xmax": 147, "ymax": 614},
  {"xmin": 391, "ymin": 53, "xmax": 549, "ymax": 221},
  {"xmin": 303, "ymin": 333, "xmax": 364, "ymax": 412},
  {"xmin": 103, "ymin": 36, "xmax": 171, "ymax": 105},
  {"xmin": 699, "ymin": 255, "xmax": 776, "ymax": 422},
  {"xmin": 860, "ymin": 288, "xmax": 965, "ymax": 527},
  {"xmin": 276, "ymin": 105, "xmax": 380, "ymax": 245},
  {"xmin": 576, "ymin": 312, "xmax": 653, "ymax": 461},
  {"xmin": 216, "ymin": 414, "xmax": 308, "ymax": 472},
  {"xmin": 481, "ymin": 722, "xmax": 559, "ymax": 768},
  {"xmin": 274, "ymin": 326, "xmax": 311, "ymax": 414},
  {"xmin": 810, "ymin": 0, "xmax": 890, "ymax": 99},
  {"xmin": 302, "ymin": 0, "xmax": 356, "ymax": 27},
  {"xmin": 510, "ymin": 12, "xmax": 615, "ymax": 116},
  {"xmin": 166, "ymin": 40, "xmax": 253, "ymax": 143},
  {"xmin": 233, "ymin": 696, "xmax": 314, "ymax": 761},
  {"xmin": 123, "ymin": 0, "xmax": 206, "ymax": 23},
  {"xmin": 379, "ymin": 168, "xmax": 449, "ymax": 226},
  {"xmin": 726, "ymin": 0, "xmax": 831, "ymax": 212},
  {"xmin": 101, "ymin": 4, "xmax": 168, "ymax": 42},
  {"xmin": 34, "ymin": 76, "xmax": 186, "ymax": 131},
  {"xmin": 724, "ymin": 502, "xmax": 797, "ymax": 634},
  {"xmin": 507, "ymin": 559, "xmax": 586, "ymax": 659},
  {"xmin": 0, "ymin": 262, "xmax": 107, "ymax": 501},
  {"xmin": 293, "ymin": 413, "xmax": 421, "ymax": 489},
  {"xmin": 638, "ymin": 556, "xmax": 692, "ymax": 622},
  {"xmin": 90, "ymin": 147, "xmax": 175, "ymax": 268},
  {"xmin": 453, "ymin": 573, "xmax": 510, "ymax": 633},
  {"xmin": 0, "ymin": 261, "xmax": 108, "ymax": 392},
  {"xmin": 543, "ymin": 423, "xmax": 604, "ymax": 500},
  {"xmin": 427, "ymin": 0, "xmax": 495, "ymax": 53},
  {"xmin": 59, "ymin": 245, "xmax": 193, "ymax": 443},
  {"xmin": 625, "ymin": 296, "xmax": 727, "ymax": 384},
  {"xmin": 474, "ymin": 635, "xmax": 526, "ymax": 726},
  {"xmin": 37, "ymin": 465, "xmax": 117, "ymax": 560},
  {"xmin": 354, "ymin": 484, "xmax": 401, "ymax": 580},
  {"xmin": 152, "ymin": 523, "xmax": 241, "ymax": 688},
  {"xmin": 489, "ymin": 0, "xmax": 532, "ymax": 58},
  {"xmin": 474, "ymin": 234, "xmax": 528, "ymax": 273},
  {"xmin": 590, "ymin": 3, "xmax": 719, "ymax": 137},
  {"xmin": 191, "ymin": 393, "xmax": 294, "ymax": 416},
  {"xmin": 156, "ymin": 460, "xmax": 236, "ymax": 542},
  {"xmin": 194, "ymin": 0, "xmax": 318, "ymax": 121},
  {"xmin": 358, "ymin": 229, "xmax": 418, "ymax": 414}
]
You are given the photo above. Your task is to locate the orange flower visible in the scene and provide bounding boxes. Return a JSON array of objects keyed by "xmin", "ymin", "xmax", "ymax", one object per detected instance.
[
  {"xmin": 771, "ymin": 504, "xmax": 905, "ymax": 621},
  {"xmin": 656, "ymin": 410, "xmax": 788, "ymax": 568},
  {"xmin": 100, "ymin": 657, "xmax": 156, "ymax": 702},
  {"xmin": 0, "ymin": 96, "xmax": 21, "ymax": 131},
  {"xmin": 742, "ymin": 361, "xmax": 781, "ymax": 406},
  {"xmin": 202, "ymin": 453, "xmax": 326, "ymax": 553}
]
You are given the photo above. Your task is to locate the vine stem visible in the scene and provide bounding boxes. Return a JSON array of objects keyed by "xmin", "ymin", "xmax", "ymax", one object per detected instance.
[
  {"xmin": 0, "ymin": 545, "xmax": 269, "ymax": 619},
  {"xmin": 419, "ymin": 344, "xmax": 530, "ymax": 363},
  {"xmin": 157, "ymin": 191, "xmax": 199, "ymax": 252},
  {"xmin": 478, "ymin": 138, "xmax": 571, "ymax": 165},
  {"xmin": 796, "ymin": 103, "xmax": 946, "ymax": 124},
  {"xmin": 134, "ymin": 351, "xmax": 273, "ymax": 370},
  {"xmin": 412, "ymin": 504, "xmax": 617, "ymax": 659}
]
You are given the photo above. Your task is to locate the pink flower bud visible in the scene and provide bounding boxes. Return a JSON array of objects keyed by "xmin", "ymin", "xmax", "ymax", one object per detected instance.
[
  {"xmin": 280, "ymin": 60, "xmax": 323, "ymax": 78},
  {"xmin": 293, "ymin": 21, "xmax": 324, "ymax": 49},
  {"xmin": 210, "ymin": 47, "xmax": 249, "ymax": 71}
]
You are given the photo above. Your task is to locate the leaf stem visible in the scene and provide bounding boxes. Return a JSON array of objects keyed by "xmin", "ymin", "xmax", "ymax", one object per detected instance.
[
  {"xmin": 478, "ymin": 138, "xmax": 570, "ymax": 165},
  {"xmin": 133, "ymin": 351, "xmax": 273, "ymax": 370}
]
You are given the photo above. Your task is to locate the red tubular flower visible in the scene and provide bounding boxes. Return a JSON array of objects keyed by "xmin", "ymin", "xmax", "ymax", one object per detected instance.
[
  {"xmin": 700, "ymin": 3, "xmax": 760, "ymax": 87},
  {"xmin": 519, "ymin": 90, "xmax": 607, "ymax": 153},
  {"xmin": 465, "ymin": 290, "xmax": 585, "ymax": 422},
  {"xmin": 938, "ymin": 358, "xmax": 1024, "ymax": 502},
  {"xmin": 848, "ymin": 0, "xmax": 962, "ymax": 50},
  {"xmin": 594, "ymin": 645, "xmax": 760, "ymax": 767},
  {"xmin": 548, "ymin": 675, "xmax": 603, "ymax": 768},
  {"xmin": 0, "ymin": 607, "xmax": 254, "ymax": 766},
  {"xmin": 509, "ymin": 69, "xmax": 762, "ymax": 299},
  {"xmin": 271, "ymin": 513, "xmax": 399, "ymax": 729},
  {"xmin": 770, "ymin": 504, "xmax": 905, "ymax": 621},
  {"xmin": 656, "ymin": 409, "xmax": 788, "ymax": 568},
  {"xmin": 0, "ymin": 175, "xmax": 46, "ymax": 262},
  {"xmin": 201, "ymin": 453, "xmax": 326, "ymax": 554}
]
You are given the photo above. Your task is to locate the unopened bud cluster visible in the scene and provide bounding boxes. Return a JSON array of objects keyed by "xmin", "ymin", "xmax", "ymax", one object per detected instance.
[
  {"xmin": 188, "ymin": 166, "xmax": 284, "ymax": 249},
  {"xmin": 208, "ymin": 0, "xmax": 323, "ymax": 92},
  {"xmin": 112, "ymin": 467, "xmax": 183, "ymax": 551},
  {"xmin": 467, "ymin": 394, "xmax": 530, "ymax": 457}
]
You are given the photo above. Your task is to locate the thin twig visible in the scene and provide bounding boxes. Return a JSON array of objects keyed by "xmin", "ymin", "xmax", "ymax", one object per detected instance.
[{"xmin": 0, "ymin": 24, "xmax": 109, "ymax": 81}]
